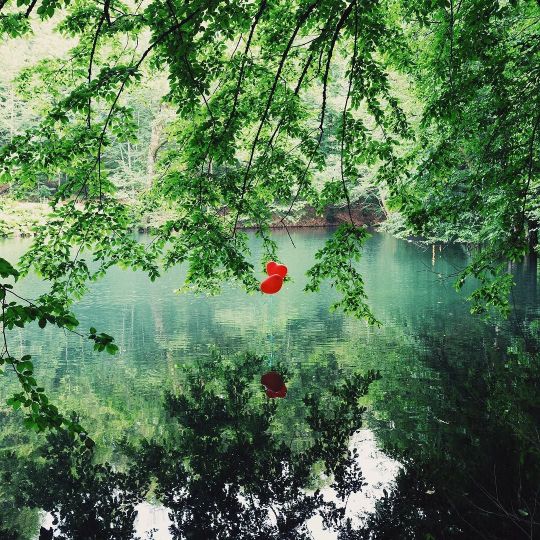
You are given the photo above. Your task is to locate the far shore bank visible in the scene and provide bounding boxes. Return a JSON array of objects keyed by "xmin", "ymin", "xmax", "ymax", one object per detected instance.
[{"xmin": 0, "ymin": 198, "xmax": 384, "ymax": 238}]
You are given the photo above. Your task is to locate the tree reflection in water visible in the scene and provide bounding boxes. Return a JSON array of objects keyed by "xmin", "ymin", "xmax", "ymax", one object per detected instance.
[
  {"xmin": 2, "ymin": 341, "xmax": 540, "ymax": 540},
  {"xmin": 2, "ymin": 352, "xmax": 380, "ymax": 540},
  {"xmin": 354, "ymin": 330, "xmax": 540, "ymax": 540}
]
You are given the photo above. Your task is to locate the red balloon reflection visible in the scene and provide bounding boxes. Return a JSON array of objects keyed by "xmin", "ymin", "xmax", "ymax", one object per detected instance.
[{"xmin": 261, "ymin": 371, "xmax": 287, "ymax": 399}]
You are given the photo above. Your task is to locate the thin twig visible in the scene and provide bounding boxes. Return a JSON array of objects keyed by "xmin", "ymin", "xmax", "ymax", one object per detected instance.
[
  {"xmin": 340, "ymin": 1, "xmax": 359, "ymax": 225},
  {"xmin": 231, "ymin": 1, "xmax": 319, "ymax": 235}
]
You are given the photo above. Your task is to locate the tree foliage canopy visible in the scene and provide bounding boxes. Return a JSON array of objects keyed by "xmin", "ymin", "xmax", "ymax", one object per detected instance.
[{"xmin": 1, "ymin": 0, "xmax": 537, "ymax": 317}]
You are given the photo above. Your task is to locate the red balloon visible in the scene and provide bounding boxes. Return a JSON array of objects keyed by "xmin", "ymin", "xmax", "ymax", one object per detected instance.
[
  {"xmin": 261, "ymin": 371, "xmax": 285, "ymax": 392},
  {"xmin": 260, "ymin": 274, "xmax": 283, "ymax": 294},
  {"xmin": 265, "ymin": 385, "xmax": 287, "ymax": 398},
  {"xmin": 266, "ymin": 261, "xmax": 288, "ymax": 279}
]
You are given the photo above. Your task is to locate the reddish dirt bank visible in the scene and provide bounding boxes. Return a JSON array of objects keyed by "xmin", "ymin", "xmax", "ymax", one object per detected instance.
[
  {"xmin": 1, "ymin": 199, "xmax": 383, "ymax": 237},
  {"xmin": 267, "ymin": 201, "xmax": 383, "ymax": 228}
]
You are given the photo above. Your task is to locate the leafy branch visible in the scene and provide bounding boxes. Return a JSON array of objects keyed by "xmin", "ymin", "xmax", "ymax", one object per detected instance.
[
  {"xmin": 305, "ymin": 223, "xmax": 380, "ymax": 324},
  {"xmin": 0, "ymin": 257, "xmax": 118, "ymax": 446}
]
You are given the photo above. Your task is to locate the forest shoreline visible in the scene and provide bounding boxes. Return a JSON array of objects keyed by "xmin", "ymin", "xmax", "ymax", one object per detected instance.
[{"xmin": 0, "ymin": 198, "xmax": 384, "ymax": 237}]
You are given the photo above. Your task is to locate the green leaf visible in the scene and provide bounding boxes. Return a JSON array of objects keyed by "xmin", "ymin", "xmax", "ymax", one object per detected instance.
[
  {"xmin": 105, "ymin": 343, "xmax": 119, "ymax": 355},
  {"xmin": 0, "ymin": 258, "xmax": 19, "ymax": 279}
]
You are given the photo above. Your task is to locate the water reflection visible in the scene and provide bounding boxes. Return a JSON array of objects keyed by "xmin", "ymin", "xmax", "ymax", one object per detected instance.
[
  {"xmin": 359, "ymin": 322, "xmax": 540, "ymax": 539},
  {"xmin": 1, "ymin": 335, "xmax": 539, "ymax": 539},
  {"xmin": 2, "ymin": 352, "xmax": 381, "ymax": 539},
  {"xmin": 0, "ymin": 231, "xmax": 539, "ymax": 539}
]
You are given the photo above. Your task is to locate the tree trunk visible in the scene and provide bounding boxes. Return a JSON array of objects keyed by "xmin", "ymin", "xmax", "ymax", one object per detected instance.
[
  {"xmin": 528, "ymin": 218, "xmax": 538, "ymax": 254},
  {"xmin": 377, "ymin": 186, "xmax": 390, "ymax": 218},
  {"xmin": 146, "ymin": 103, "xmax": 172, "ymax": 187},
  {"xmin": 127, "ymin": 141, "xmax": 132, "ymax": 171},
  {"xmin": 9, "ymin": 86, "xmax": 15, "ymax": 142}
]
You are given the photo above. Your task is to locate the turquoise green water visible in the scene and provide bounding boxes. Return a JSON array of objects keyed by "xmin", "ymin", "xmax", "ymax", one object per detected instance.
[{"xmin": 1, "ymin": 230, "xmax": 539, "ymax": 539}]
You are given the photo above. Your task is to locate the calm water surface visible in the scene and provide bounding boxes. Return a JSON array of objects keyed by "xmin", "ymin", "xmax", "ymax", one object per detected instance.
[{"xmin": 1, "ymin": 230, "xmax": 539, "ymax": 539}]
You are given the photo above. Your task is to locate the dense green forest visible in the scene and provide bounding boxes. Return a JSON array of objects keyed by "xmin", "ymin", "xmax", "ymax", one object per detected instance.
[
  {"xmin": 0, "ymin": 0, "xmax": 539, "ymax": 538},
  {"xmin": 0, "ymin": 0, "xmax": 537, "ymax": 311}
]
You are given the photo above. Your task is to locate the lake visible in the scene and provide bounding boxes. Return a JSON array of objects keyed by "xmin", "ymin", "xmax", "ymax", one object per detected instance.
[{"xmin": 1, "ymin": 229, "xmax": 539, "ymax": 539}]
